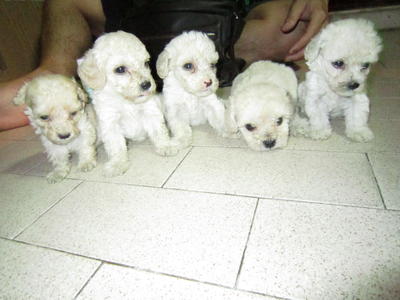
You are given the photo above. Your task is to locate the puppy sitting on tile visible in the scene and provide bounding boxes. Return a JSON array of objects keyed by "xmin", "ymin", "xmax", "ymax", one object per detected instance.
[
  {"xmin": 13, "ymin": 74, "xmax": 97, "ymax": 183},
  {"xmin": 225, "ymin": 60, "xmax": 297, "ymax": 151}
]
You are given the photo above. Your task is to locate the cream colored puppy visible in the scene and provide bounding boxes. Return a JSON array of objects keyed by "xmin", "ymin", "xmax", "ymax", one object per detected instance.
[
  {"xmin": 78, "ymin": 31, "xmax": 178, "ymax": 177},
  {"xmin": 13, "ymin": 74, "xmax": 97, "ymax": 183},
  {"xmin": 226, "ymin": 61, "xmax": 297, "ymax": 151},
  {"xmin": 156, "ymin": 31, "xmax": 226, "ymax": 149}
]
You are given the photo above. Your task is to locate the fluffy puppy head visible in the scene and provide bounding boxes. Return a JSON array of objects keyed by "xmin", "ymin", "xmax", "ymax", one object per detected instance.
[
  {"xmin": 13, "ymin": 74, "xmax": 88, "ymax": 145},
  {"xmin": 78, "ymin": 31, "xmax": 155, "ymax": 103},
  {"xmin": 232, "ymin": 84, "xmax": 294, "ymax": 151},
  {"xmin": 156, "ymin": 31, "xmax": 219, "ymax": 97},
  {"xmin": 305, "ymin": 18, "xmax": 382, "ymax": 97}
]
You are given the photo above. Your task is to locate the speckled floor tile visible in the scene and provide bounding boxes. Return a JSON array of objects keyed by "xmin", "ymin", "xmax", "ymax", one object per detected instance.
[
  {"xmin": 0, "ymin": 238, "xmax": 100, "ymax": 300},
  {"xmin": 289, "ymin": 119, "xmax": 400, "ymax": 153},
  {"xmin": 237, "ymin": 199, "xmax": 400, "ymax": 300},
  {"xmin": 78, "ymin": 263, "xmax": 275, "ymax": 300},
  {"xmin": 27, "ymin": 144, "xmax": 190, "ymax": 187},
  {"xmin": 18, "ymin": 182, "xmax": 256, "ymax": 287},
  {"xmin": 165, "ymin": 147, "xmax": 382, "ymax": 207},
  {"xmin": 369, "ymin": 152, "xmax": 400, "ymax": 210},
  {"xmin": 0, "ymin": 174, "xmax": 82, "ymax": 238},
  {"xmin": 0, "ymin": 141, "xmax": 45, "ymax": 174}
]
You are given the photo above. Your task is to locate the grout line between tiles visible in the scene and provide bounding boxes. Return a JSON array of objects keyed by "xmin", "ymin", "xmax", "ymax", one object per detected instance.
[
  {"xmin": 234, "ymin": 198, "xmax": 260, "ymax": 289},
  {"xmin": 161, "ymin": 146, "xmax": 193, "ymax": 188},
  {"xmin": 73, "ymin": 262, "xmax": 104, "ymax": 299},
  {"xmin": 366, "ymin": 153, "xmax": 388, "ymax": 209},
  {"xmin": 13, "ymin": 180, "xmax": 85, "ymax": 239}
]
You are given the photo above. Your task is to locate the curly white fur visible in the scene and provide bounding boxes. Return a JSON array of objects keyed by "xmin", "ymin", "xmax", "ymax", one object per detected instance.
[
  {"xmin": 291, "ymin": 19, "xmax": 382, "ymax": 142},
  {"xmin": 226, "ymin": 61, "xmax": 297, "ymax": 151},
  {"xmin": 156, "ymin": 31, "xmax": 226, "ymax": 149},
  {"xmin": 78, "ymin": 31, "xmax": 178, "ymax": 177},
  {"xmin": 13, "ymin": 74, "xmax": 97, "ymax": 183}
]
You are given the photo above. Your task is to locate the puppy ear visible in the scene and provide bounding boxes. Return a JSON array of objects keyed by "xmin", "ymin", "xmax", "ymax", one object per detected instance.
[
  {"xmin": 156, "ymin": 50, "xmax": 171, "ymax": 79},
  {"xmin": 13, "ymin": 82, "xmax": 30, "ymax": 106},
  {"xmin": 77, "ymin": 49, "xmax": 106, "ymax": 90},
  {"xmin": 304, "ymin": 31, "xmax": 325, "ymax": 63}
]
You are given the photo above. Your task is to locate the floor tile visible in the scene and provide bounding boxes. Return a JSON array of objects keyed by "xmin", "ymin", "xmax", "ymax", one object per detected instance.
[
  {"xmin": 289, "ymin": 119, "xmax": 400, "ymax": 153},
  {"xmin": 0, "ymin": 141, "xmax": 46, "ymax": 174},
  {"xmin": 165, "ymin": 147, "xmax": 382, "ymax": 207},
  {"xmin": 78, "ymin": 263, "xmax": 274, "ymax": 300},
  {"xmin": 18, "ymin": 182, "xmax": 257, "ymax": 287},
  {"xmin": 369, "ymin": 152, "xmax": 400, "ymax": 210},
  {"xmin": 0, "ymin": 238, "xmax": 100, "ymax": 300},
  {"xmin": 370, "ymin": 97, "xmax": 400, "ymax": 121},
  {"xmin": 0, "ymin": 174, "xmax": 82, "ymax": 238},
  {"xmin": 192, "ymin": 125, "xmax": 247, "ymax": 148},
  {"xmin": 237, "ymin": 199, "xmax": 400, "ymax": 300},
  {"xmin": 27, "ymin": 144, "xmax": 190, "ymax": 187}
]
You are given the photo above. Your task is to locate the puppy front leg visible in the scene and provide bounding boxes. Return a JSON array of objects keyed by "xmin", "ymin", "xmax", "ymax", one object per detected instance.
[
  {"xmin": 204, "ymin": 96, "xmax": 226, "ymax": 135},
  {"xmin": 77, "ymin": 124, "xmax": 97, "ymax": 172},
  {"xmin": 345, "ymin": 94, "xmax": 373, "ymax": 142},
  {"xmin": 46, "ymin": 146, "xmax": 71, "ymax": 183},
  {"xmin": 305, "ymin": 94, "xmax": 332, "ymax": 140},
  {"xmin": 223, "ymin": 101, "xmax": 240, "ymax": 138},
  {"xmin": 168, "ymin": 118, "xmax": 193, "ymax": 150},
  {"xmin": 101, "ymin": 125, "xmax": 129, "ymax": 177},
  {"xmin": 145, "ymin": 118, "xmax": 180, "ymax": 156}
]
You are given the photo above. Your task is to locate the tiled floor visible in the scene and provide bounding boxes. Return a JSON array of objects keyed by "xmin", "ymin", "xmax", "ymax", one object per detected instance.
[{"xmin": 1, "ymin": 28, "xmax": 399, "ymax": 300}]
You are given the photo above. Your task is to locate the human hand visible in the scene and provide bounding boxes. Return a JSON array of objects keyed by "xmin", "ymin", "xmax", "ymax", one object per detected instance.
[{"xmin": 281, "ymin": 0, "xmax": 329, "ymax": 61}]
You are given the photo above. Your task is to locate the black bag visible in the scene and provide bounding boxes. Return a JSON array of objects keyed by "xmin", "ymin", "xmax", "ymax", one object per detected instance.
[{"xmin": 105, "ymin": 0, "xmax": 246, "ymax": 88}]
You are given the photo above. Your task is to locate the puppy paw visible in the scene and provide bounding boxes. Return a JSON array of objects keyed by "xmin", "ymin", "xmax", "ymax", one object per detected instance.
[
  {"xmin": 155, "ymin": 143, "xmax": 180, "ymax": 156},
  {"xmin": 103, "ymin": 160, "xmax": 129, "ymax": 177},
  {"xmin": 308, "ymin": 128, "xmax": 332, "ymax": 140},
  {"xmin": 346, "ymin": 127, "xmax": 374, "ymax": 142},
  {"xmin": 46, "ymin": 170, "xmax": 69, "ymax": 183},
  {"xmin": 222, "ymin": 130, "xmax": 240, "ymax": 139},
  {"xmin": 78, "ymin": 160, "xmax": 97, "ymax": 172}
]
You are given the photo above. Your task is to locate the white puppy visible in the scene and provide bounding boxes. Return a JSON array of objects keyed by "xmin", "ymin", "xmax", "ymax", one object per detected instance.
[
  {"xmin": 226, "ymin": 61, "xmax": 297, "ymax": 151},
  {"xmin": 156, "ymin": 31, "xmax": 226, "ymax": 148},
  {"xmin": 13, "ymin": 74, "xmax": 97, "ymax": 183},
  {"xmin": 78, "ymin": 31, "xmax": 178, "ymax": 177},
  {"xmin": 292, "ymin": 19, "xmax": 382, "ymax": 142}
]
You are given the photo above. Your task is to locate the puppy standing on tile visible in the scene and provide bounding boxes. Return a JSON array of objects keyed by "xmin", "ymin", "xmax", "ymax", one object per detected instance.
[
  {"xmin": 78, "ymin": 31, "xmax": 179, "ymax": 177},
  {"xmin": 226, "ymin": 61, "xmax": 297, "ymax": 151},
  {"xmin": 13, "ymin": 74, "xmax": 97, "ymax": 183},
  {"xmin": 156, "ymin": 31, "xmax": 226, "ymax": 149},
  {"xmin": 291, "ymin": 19, "xmax": 382, "ymax": 142}
]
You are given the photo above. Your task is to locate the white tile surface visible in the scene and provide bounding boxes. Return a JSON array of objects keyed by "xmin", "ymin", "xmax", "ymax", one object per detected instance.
[
  {"xmin": 369, "ymin": 152, "xmax": 400, "ymax": 210},
  {"xmin": 18, "ymin": 182, "xmax": 257, "ymax": 287},
  {"xmin": 0, "ymin": 141, "xmax": 45, "ymax": 174},
  {"xmin": 0, "ymin": 238, "xmax": 100, "ymax": 300},
  {"xmin": 0, "ymin": 174, "xmax": 82, "ymax": 238},
  {"xmin": 78, "ymin": 263, "xmax": 274, "ymax": 300},
  {"xmin": 237, "ymin": 199, "xmax": 400, "ymax": 300},
  {"xmin": 27, "ymin": 145, "xmax": 190, "ymax": 187},
  {"xmin": 165, "ymin": 147, "xmax": 383, "ymax": 207}
]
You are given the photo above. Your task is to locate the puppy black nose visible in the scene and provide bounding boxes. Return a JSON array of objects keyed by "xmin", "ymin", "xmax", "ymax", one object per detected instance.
[
  {"xmin": 263, "ymin": 140, "xmax": 276, "ymax": 149},
  {"xmin": 347, "ymin": 81, "xmax": 360, "ymax": 90},
  {"xmin": 140, "ymin": 81, "xmax": 151, "ymax": 91},
  {"xmin": 58, "ymin": 133, "xmax": 71, "ymax": 140},
  {"xmin": 204, "ymin": 79, "xmax": 212, "ymax": 88}
]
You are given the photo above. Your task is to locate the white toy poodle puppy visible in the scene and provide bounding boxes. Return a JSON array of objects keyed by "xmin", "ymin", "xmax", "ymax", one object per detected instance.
[
  {"xmin": 225, "ymin": 61, "xmax": 297, "ymax": 151},
  {"xmin": 156, "ymin": 31, "xmax": 226, "ymax": 149},
  {"xmin": 13, "ymin": 74, "xmax": 97, "ymax": 183},
  {"xmin": 78, "ymin": 31, "xmax": 178, "ymax": 177},
  {"xmin": 292, "ymin": 18, "xmax": 382, "ymax": 142}
]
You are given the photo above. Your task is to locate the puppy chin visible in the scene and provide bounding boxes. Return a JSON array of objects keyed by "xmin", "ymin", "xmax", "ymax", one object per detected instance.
[{"xmin": 124, "ymin": 91, "xmax": 154, "ymax": 104}]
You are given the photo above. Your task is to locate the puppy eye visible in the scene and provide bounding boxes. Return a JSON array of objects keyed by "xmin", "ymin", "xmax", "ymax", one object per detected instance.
[
  {"xmin": 183, "ymin": 63, "xmax": 194, "ymax": 71},
  {"xmin": 361, "ymin": 63, "xmax": 370, "ymax": 70},
  {"xmin": 210, "ymin": 63, "xmax": 217, "ymax": 69},
  {"xmin": 145, "ymin": 61, "xmax": 150, "ymax": 68},
  {"xmin": 245, "ymin": 123, "xmax": 256, "ymax": 131},
  {"xmin": 276, "ymin": 117, "xmax": 283, "ymax": 126},
  {"xmin": 114, "ymin": 66, "xmax": 126, "ymax": 74},
  {"xmin": 40, "ymin": 115, "xmax": 49, "ymax": 121},
  {"xmin": 70, "ymin": 111, "xmax": 78, "ymax": 117},
  {"xmin": 332, "ymin": 60, "xmax": 345, "ymax": 69}
]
